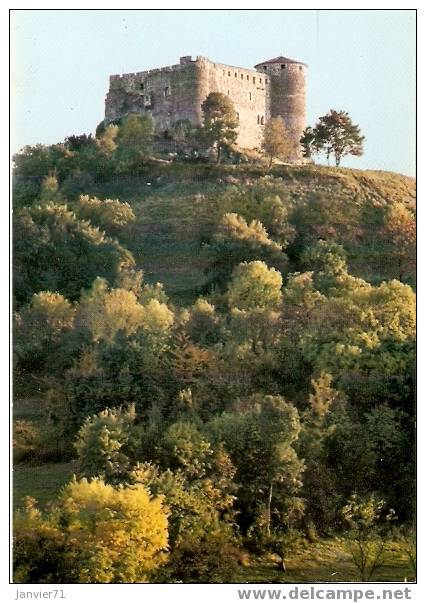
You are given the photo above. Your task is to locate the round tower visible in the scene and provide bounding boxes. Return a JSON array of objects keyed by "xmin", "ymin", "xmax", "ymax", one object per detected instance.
[{"xmin": 255, "ymin": 56, "xmax": 307, "ymax": 160}]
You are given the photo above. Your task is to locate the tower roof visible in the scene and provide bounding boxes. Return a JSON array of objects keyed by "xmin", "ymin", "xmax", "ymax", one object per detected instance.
[{"xmin": 254, "ymin": 56, "xmax": 307, "ymax": 68}]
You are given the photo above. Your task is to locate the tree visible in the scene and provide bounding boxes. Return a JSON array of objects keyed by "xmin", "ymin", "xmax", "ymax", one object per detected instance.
[
  {"xmin": 207, "ymin": 212, "xmax": 285, "ymax": 290},
  {"xmin": 74, "ymin": 195, "xmax": 136, "ymax": 235},
  {"xmin": 209, "ymin": 395, "xmax": 303, "ymax": 538},
  {"xmin": 300, "ymin": 126, "xmax": 316, "ymax": 160},
  {"xmin": 132, "ymin": 463, "xmax": 238, "ymax": 583},
  {"xmin": 75, "ymin": 405, "xmax": 138, "ymax": 484},
  {"xmin": 65, "ymin": 294, "xmax": 175, "ymax": 425},
  {"xmin": 115, "ymin": 114, "xmax": 154, "ymax": 170},
  {"xmin": 201, "ymin": 93, "xmax": 239, "ymax": 163},
  {"xmin": 185, "ymin": 298, "xmax": 222, "ymax": 346},
  {"xmin": 160, "ymin": 420, "xmax": 214, "ymax": 481},
  {"xmin": 262, "ymin": 117, "xmax": 295, "ymax": 167},
  {"xmin": 379, "ymin": 202, "xmax": 416, "ymax": 282},
  {"xmin": 13, "ymin": 478, "xmax": 169, "ymax": 583},
  {"xmin": 13, "ymin": 203, "xmax": 134, "ymax": 304},
  {"xmin": 311, "ymin": 110, "xmax": 364, "ymax": 167},
  {"xmin": 301, "ymin": 239, "xmax": 348, "ymax": 294},
  {"xmin": 227, "ymin": 260, "xmax": 283, "ymax": 311},
  {"xmin": 39, "ymin": 173, "xmax": 62, "ymax": 204},
  {"xmin": 96, "ymin": 124, "xmax": 119, "ymax": 155},
  {"xmin": 64, "ymin": 133, "xmax": 96, "ymax": 151},
  {"xmin": 340, "ymin": 494, "xmax": 396, "ymax": 582},
  {"xmin": 216, "ymin": 182, "xmax": 296, "ymax": 247},
  {"xmin": 14, "ymin": 291, "xmax": 75, "ymax": 374}
]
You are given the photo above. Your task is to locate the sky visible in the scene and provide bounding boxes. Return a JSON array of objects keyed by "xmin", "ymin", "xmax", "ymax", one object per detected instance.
[{"xmin": 10, "ymin": 9, "xmax": 416, "ymax": 175}]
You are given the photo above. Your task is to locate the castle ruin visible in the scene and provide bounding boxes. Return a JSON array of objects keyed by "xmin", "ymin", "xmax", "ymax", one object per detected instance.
[{"xmin": 105, "ymin": 55, "xmax": 307, "ymax": 157}]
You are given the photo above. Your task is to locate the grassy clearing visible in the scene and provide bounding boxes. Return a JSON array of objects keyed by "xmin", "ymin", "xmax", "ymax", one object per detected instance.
[
  {"xmin": 12, "ymin": 453, "xmax": 414, "ymax": 583},
  {"xmin": 13, "ymin": 461, "xmax": 76, "ymax": 511},
  {"xmin": 83, "ymin": 164, "xmax": 415, "ymax": 305},
  {"xmin": 234, "ymin": 538, "xmax": 414, "ymax": 583}
]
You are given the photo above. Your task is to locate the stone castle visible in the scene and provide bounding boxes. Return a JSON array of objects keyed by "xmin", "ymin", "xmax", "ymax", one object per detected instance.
[{"xmin": 105, "ymin": 54, "xmax": 307, "ymax": 156}]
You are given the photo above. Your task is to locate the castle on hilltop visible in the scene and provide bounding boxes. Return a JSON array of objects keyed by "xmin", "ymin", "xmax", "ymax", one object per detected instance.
[{"xmin": 105, "ymin": 54, "xmax": 307, "ymax": 157}]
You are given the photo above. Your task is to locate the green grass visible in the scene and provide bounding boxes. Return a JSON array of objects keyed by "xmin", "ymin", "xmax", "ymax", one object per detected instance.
[
  {"xmin": 81, "ymin": 163, "xmax": 415, "ymax": 305},
  {"xmin": 233, "ymin": 538, "xmax": 414, "ymax": 583},
  {"xmin": 13, "ymin": 461, "xmax": 75, "ymax": 511}
]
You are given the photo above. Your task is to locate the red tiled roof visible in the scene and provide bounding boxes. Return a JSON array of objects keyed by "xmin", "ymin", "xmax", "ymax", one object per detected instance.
[{"xmin": 254, "ymin": 56, "xmax": 307, "ymax": 67}]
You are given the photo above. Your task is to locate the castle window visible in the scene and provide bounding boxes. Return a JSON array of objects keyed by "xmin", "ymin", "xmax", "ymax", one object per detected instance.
[
  {"xmin": 140, "ymin": 83, "xmax": 144, "ymax": 90},
  {"xmin": 299, "ymin": 66, "xmax": 303, "ymax": 71},
  {"xmin": 228, "ymin": 71, "xmax": 231, "ymax": 76},
  {"xmin": 260, "ymin": 116, "xmax": 264, "ymax": 125},
  {"xmin": 241, "ymin": 74, "xmax": 244, "ymax": 79},
  {"xmin": 263, "ymin": 66, "xmax": 267, "ymax": 71},
  {"xmin": 235, "ymin": 72, "xmax": 238, "ymax": 78},
  {"xmin": 164, "ymin": 86, "xmax": 170, "ymax": 97},
  {"xmin": 257, "ymin": 115, "xmax": 260, "ymax": 124},
  {"xmin": 281, "ymin": 64, "xmax": 286, "ymax": 69},
  {"xmin": 247, "ymin": 75, "xmax": 249, "ymax": 80},
  {"xmin": 265, "ymin": 78, "xmax": 268, "ymax": 84},
  {"xmin": 227, "ymin": 90, "xmax": 230, "ymax": 95},
  {"xmin": 253, "ymin": 77, "xmax": 256, "ymax": 84},
  {"xmin": 249, "ymin": 92, "xmax": 252, "ymax": 100}
]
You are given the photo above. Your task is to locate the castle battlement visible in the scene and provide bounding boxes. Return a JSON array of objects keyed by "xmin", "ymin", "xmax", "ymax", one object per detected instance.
[{"xmin": 105, "ymin": 54, "xmax": 307, "ymax": 154}]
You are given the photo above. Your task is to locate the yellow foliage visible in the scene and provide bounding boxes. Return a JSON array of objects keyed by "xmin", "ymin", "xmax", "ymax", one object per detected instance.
[
  {"xmin": 228, "ymin": 260, "xmax": 283, "ymax": 310},
  {"xmin": 58, "ymin": 478, "xmax": 168, "ymax": 582},
  {"xmin": 77, "ymin": 278, "xmax": 174, "ymax": 342},
  {"xmin": 29, "ymin": 291, "xmax": 75, "ymax": 331}
]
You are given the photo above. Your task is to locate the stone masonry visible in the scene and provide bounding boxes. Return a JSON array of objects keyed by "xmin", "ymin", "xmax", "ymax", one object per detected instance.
[{"xmin": 105, "ymin": 55, "xmax": 307, "ymax": 157}]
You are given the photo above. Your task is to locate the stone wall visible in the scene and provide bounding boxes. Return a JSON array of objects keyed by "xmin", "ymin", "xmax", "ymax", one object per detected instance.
[
  {"xmin": 256, "ymin": 61, "xmax": 307, "ymax": 159},
  {"xmin": 104, "ymin": 55, "xmax": 306, "ymax": 153},
  {"xmin": 105, "ymin": 58, "xmax": 201, "ymax": 133},
  {"xmin": 197, "ymin": 58, "xmax": 268, "ymax": 148}
]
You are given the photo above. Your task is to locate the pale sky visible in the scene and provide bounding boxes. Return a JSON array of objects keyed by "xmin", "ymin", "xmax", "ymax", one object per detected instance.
[{"xmin": 11, "ymin": 9, "xmax": 416, "ymax": 175}]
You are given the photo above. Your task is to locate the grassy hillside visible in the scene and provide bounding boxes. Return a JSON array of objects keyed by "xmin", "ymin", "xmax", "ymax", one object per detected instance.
[
  {"xmin": 13, "ymin": 158, "xmax": 416, "ymax": 584},
  {"xmin": 82, "ymin": 164, "xmax": 415, "ymax": 303}
]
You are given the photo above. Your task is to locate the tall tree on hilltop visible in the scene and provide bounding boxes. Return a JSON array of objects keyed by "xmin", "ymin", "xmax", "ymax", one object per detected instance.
[
  {"xmin": 299, "ymin": 126, "xmax": 316, "ymax": 161},
  {"xmin": 115, "ymin": 113, "xmax": 154, "ymax": 169},
  {"xmin": 201, "ymin": 93, "xmax": 239, "ymax": 163},
  {"xmin": 304, "ymin": 110, "xmax": 364, "ymax": 167},
  {"xmin": 262, "ymin": 117, "xmax": 295, "ymax": 168}
]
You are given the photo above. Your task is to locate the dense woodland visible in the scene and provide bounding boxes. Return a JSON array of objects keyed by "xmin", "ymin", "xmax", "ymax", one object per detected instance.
[{"xmin": 12, "ymin": 109, "xmax": 416, "ymax": 583}]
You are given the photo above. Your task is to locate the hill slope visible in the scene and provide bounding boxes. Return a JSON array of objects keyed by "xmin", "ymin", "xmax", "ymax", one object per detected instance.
[{"xmin": 83, "ymin": 163, "xmax": 415, "ymax": 303}]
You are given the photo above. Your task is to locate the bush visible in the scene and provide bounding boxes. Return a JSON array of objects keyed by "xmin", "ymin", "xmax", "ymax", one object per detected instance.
[
  {"xmin": 13, "ymin": 478, "xmax": 168, "ymax": 583},
  {"xmin": 165, "ymin": 531, "xmax": 238, "ymax": 583},
  {"xmin": 14, "ymin": 203, "xmax": 135, "ymax": 304},
  {"xmin": 75, "ymin": 405, "xmax": 137, "ymax": 484},
  {"xmin": 74, "ymin": 194, "xmax": 136, "ymax": 234},
  {"xmin": 13, "ymin": 421, "xmax": 39, "ymax": 464}
]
